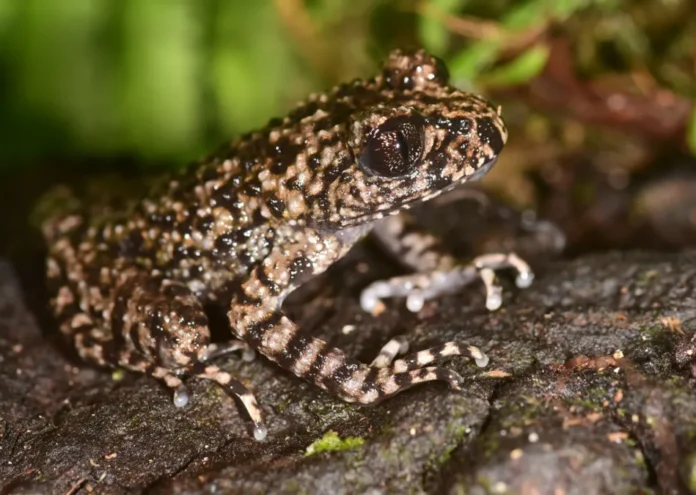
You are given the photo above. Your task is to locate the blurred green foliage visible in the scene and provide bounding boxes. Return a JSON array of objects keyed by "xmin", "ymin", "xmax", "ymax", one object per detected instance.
[
  {"xmin": 420, "ymin": 0, "xmax": 620, "ymax": 84},
  {"xmin": 0, "ymin": 0, "xmax": 310, "ymax": 171},
  {"xmin": 0, "ymin": 0, "xmax": 694, "ymax": 174},
  {"xmin": 0, "ymin": 0, "xmax": 310, "ymax": 170}
]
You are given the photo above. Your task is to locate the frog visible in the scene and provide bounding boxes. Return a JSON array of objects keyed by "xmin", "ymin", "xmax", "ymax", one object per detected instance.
[{"xmin": 42, "ymin": 48, "xmax": 534, "ymax": 441}]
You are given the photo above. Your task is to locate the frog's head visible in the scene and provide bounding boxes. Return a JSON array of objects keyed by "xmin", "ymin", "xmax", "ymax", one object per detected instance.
[
  {"xmin": 293, "ymin": 48, "xmax": 507, "ymax": 230},
  {"xmin": 263, "ymin": 49, "xmax": 507, "ymax": 231}
]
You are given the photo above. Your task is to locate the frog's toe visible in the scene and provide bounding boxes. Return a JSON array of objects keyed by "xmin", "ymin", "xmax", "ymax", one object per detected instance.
[
  {"xmin": 150, "ymin": 366, "xmax": 191, "ymax": 407},
  {"xmin": 173, "ymin": 384, "xmax": 190, "ymax": 408},
  {"xmin": 360, "ymin": 268, "xmax": 480, "ymax": 313},
  {"xmin": 515, "ymin": 270, "xmax": 534, "ymax": 289},
  {"xmin": 252, "ymin": 423, "xmax": 268, "ymax": 442},
  {"xmin": 360, "ymin": 251, "xmax": 534, "ymax": 314},
  {"xmin": 198, "ymin": 365, "xmax": 266, "ymax": 441},
  {"xmin": 391, "ymin": 341, "xmax": 489, "ymax": 372},
  {"xmin": 335, "ymin": 341, "xmax": 487, "ymax": 404},
  {"xmin": 370, "ymin": 336, "xmax": 409, "ymax": 368}
]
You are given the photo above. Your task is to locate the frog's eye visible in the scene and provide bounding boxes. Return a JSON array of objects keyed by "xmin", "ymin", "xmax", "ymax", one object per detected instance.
[{"xmin": 359, "ymin": 115, "xmax": 425, "ymax": 178}]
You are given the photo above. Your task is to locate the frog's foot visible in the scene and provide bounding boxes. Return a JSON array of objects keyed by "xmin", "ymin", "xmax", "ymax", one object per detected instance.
[
  {"xmin": 370, "ymin": 336, "xmax": 488, "ymax": 373},
  {"xmin": 149, "ymin": 366, "xmax": 191, "ymax": 408},
  {"xmin": 370, "ymin": 336, "xmax": 488, "ymax": 370},
  {"xmin": 196, "ymin": 364, "xmax": 267, "ymax": 441},
  {"xmin": 339, "ymin": 341, "xmax": 489, "ymax": 404},
  {"xmin": 360, "ymin": 252, "xmax": 533, "ymax": 313},
  {"xmin": 200, "ymin": 340, "xmax": 256, "ymax": 363},
  {"xmin": 154, "ymin": 363, "xmax": 266, "ymax": 441},
  {"xmin": 390, "ymin": 341, "xmax": 489, "ymax": 371}
]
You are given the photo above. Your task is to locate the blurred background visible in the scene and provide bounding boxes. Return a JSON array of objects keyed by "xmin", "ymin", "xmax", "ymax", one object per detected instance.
[{"xmin": 1, "ymin": 0, "xmax": 696, "ymax": 255}]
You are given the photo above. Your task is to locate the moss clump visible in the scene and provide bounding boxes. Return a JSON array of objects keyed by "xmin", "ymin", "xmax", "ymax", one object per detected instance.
[
  {"xmin": 111, "ymin": 369, "xmax": 126, "ymax": 381},
  {"xmin": 305, "ymin": 430, "xmax": 365, "ymax": 457}
]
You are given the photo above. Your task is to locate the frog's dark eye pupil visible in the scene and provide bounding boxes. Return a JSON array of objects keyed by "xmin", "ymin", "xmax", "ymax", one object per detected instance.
[{"xmin": 359, "ymin": 115, "xmax": 425, "ymax": 178}]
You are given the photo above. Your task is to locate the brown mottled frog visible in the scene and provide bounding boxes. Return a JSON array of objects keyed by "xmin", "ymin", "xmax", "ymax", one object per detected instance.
[{"xmin": 43, "ymin": 49, "xmax": 533, "ymax": 441}]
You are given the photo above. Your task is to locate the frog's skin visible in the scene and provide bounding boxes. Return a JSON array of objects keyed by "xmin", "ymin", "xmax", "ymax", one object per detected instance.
[{"xmin": 43, "ymin": 49, "xmax": 533, "ymax": 441}]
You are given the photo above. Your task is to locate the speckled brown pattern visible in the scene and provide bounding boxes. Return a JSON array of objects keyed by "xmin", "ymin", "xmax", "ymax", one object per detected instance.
[{"xmin": 43, "ymin": 48, "xmax": 518, "ymax": 441}]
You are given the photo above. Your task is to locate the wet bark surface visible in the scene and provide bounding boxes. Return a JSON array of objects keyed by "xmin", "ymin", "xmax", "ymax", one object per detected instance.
[{"xmin": 1, "ymin": 210, "xmax": 696, "ymax": 494}]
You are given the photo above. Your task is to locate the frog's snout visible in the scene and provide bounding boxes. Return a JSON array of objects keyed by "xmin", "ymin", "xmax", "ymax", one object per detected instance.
[{"xmin": 475, "ymin": 115, "xmax": 507, "ymax": 158}]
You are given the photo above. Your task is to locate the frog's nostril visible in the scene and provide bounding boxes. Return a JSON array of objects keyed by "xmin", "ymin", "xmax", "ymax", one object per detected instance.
[{"xmin": 475, "ymin": 117, "xmax": 506, "ymax": 156}]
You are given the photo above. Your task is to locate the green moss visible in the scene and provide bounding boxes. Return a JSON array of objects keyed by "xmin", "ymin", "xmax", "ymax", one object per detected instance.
[
  {"xmin": 449, "ymin": 483, "xmax": 468, "ymax": 495},
  {"xmin": 274, "ymin": 396, "xmax": 292, "ymax": 414},
  {"xmin": 127, "ymin": 414, "xmax": 142, "ymax": 428},
  {"xmin": 379, "ymin": 418, "xmax": 394, "ymax": 436},
  {"xmin": 304, "ymin": 430, "xmax": 365, "ymax": 457},
  {"xmin": 111, "ymin": 369, "xmax": 126, "ymax": 381},
  {"xmin": 634, "ymin": 450, "xmax": 646, "ymax": 469},
  {"xmin": 431, "ymin": 424, "xmax": 469, "ymax": 466},
  {"xmin": 638, "ymin": 323, "xmax": 663, "ymax": 339},
  {"xmin": 636, "ymin": 269, "xmax": 659, "ymax": 286},
  {"xmin": 283, "ymin": 479, "xmax": 303, "ymax": 494}
]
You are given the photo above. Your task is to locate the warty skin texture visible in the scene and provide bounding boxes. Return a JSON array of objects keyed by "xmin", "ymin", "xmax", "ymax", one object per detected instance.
[{"xmin": 43, "ymin": 49, "xmax": 516, "ymax": 441}]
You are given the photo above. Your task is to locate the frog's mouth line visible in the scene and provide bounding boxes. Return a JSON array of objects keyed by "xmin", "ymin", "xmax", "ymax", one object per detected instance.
[
  {"xmin": 336, "ymin": 155, "xmax": 500, "ymax": 228},
  {"xmin": 404, "ymin": 155, "xmax": 499, "ymax": 209}
]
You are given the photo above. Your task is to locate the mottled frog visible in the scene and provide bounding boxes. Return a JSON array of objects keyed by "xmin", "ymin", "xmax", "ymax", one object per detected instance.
[{"xmin": 43, "ymin": 49, "xmax": 533, "ymax": 441}]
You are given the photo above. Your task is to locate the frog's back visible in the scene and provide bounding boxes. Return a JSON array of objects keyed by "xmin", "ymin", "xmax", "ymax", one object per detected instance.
[{"xmin": 43, "ymin": 46, "xmax": 507, "ymax": 351}]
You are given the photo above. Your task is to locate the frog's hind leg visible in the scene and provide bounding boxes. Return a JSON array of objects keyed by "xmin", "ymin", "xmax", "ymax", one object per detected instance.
[
  {"xmin": 363, "ymin": 214, "xmax": 533, "ymax": 313},
  {"xmin": 107, "ymin": 269, "xmax": 266, "ymax": 438}
]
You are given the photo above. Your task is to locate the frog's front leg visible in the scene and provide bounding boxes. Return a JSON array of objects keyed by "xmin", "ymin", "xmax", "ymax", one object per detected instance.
[
  {"xmin": 227, "ymin": 235, "xmax": 488, "ymax": 406},
  {"xmin": 361, "ymin": 214, "xmax": 534, "ymax": 313}
]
